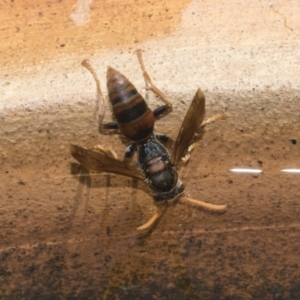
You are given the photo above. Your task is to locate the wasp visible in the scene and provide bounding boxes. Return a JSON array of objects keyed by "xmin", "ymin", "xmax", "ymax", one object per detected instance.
[{"xmin": 70, "ymin": 50, "xmax": 227, "ymax": 230}]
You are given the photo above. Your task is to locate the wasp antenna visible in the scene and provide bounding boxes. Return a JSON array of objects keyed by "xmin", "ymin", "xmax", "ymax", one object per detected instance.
[
  {"xmin": 181, "ymin": 196, "xmax": 227, "ymax": 211},
  {"xmin": 137, "ymin": 208, "xmax": 164, "ymax": 230}
]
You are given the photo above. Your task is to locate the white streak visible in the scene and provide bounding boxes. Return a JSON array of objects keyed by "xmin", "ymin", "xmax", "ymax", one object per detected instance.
[
  {"xmin": 70, "ymin": 0, "xmax": 93, "ymax": 26},
  {"xmin": 281, "ymin": 169, "xmax": 300, "ymax": 173},
  {"xmin": 230, "ymin": 168, "xmax": 262, "ymax": 174}
]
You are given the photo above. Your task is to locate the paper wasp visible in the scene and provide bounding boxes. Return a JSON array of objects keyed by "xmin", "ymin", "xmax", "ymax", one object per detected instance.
[{"xmin": 70, "ymin": 50, "xmax": 227, "ymax": 230}]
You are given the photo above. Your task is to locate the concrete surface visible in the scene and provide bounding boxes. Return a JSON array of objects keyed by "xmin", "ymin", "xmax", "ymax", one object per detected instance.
[{"xmin": 1, "ymin": 0, "xmax": 300, "ymax": 299}]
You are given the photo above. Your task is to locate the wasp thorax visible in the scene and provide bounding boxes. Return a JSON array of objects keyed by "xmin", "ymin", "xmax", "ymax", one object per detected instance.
[{"xmin": 149, "ymin": 166, "xmax": 177, "ymax": 193}]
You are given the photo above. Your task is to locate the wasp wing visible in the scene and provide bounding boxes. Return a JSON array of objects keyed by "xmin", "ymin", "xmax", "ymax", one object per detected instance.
[
  {"xmin": 171, "ymin": 89, "xmax": 205, "ymax": 164},
  {"xmin": 70, "ymin": 144, "xmax": 145, "ymax": 180}
]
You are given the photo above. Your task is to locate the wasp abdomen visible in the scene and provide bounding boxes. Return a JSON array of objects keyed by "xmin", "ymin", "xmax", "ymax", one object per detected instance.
[{"xmin": 107, "ymin": 66, "xmax": 155, "ymax": 142}]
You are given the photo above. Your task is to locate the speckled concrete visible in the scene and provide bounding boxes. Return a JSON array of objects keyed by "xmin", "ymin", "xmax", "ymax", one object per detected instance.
[{"xmin": 1, "ymin": 0, "xmax": 299, "ymax": 110}]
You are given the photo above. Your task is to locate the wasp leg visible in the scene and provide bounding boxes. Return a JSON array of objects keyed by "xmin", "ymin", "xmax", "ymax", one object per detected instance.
[
  {"xmin": 181, "ymin": 114, "xmax": 227, "ymax": 162},
  {"xmin": 91, "ymin": 145, "xmax": 118, "ymax": 159},
  {"xmin": 153, "ymin": 105, "xmax": 172, "ymax": 119},
  {"xmin": 155, "ymin": 133, "xmax": 174, "ymax": 149},
  {"xmin": 137, "ymin": 206, "xmax": 166, "ymax": 230},
  {"xmin": 201, "ymin": 114, "xmax": 227, "ymax": 128},
  {"xmin": 123, "ymin": 143, "xmax": 137, "ymax": 163},
  {"xmin": 181, "ymin": 141, "xmax": 202, "ymax": 163},
  {"xmin": 81, "ymin": 60, "xmax": 119, "ymax": 133},
  {"xmin": 135, "ymin": 49, "xmax": 172, "ymax": 118},
  {"xmin": 102, "ymin": 122, "xmax": 118, "ymax": 130},
  {"xmin": 81, "ymin": 60, "xmax": 106, "ymax": 125},
  {"xmin": 180, "ymin": 195, "xmax": 227, "ymax": 211},
  {"xmin": 155, "ymin": 133, "xmax": 172, "ymax": 143}
]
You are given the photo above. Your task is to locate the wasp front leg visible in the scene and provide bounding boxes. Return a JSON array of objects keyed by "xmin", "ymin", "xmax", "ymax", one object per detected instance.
[
  {"xmin": 180, "ymin": 195, "xmax": 227, "ymax": 211},
  {"xmin": 137, "ymin": 205, "xmax": 167, "ymax": 230},
  {"xmin": 135, "ymin": 49, "xmax": 173, "ymax": 119},
  {"xmin": 91, "ymin": 145, "xmax": 118, "ymax": 159}
]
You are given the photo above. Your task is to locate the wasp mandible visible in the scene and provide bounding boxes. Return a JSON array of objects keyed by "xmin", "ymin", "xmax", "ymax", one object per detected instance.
[{"xmin": 70, "ymin": 50, "xmax": 227, "ymax": 230}]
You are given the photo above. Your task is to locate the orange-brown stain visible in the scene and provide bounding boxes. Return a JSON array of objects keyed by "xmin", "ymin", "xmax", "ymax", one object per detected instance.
[{"xmin": 0, "ymin": 0, "xmax": 192, "ymax": 71}]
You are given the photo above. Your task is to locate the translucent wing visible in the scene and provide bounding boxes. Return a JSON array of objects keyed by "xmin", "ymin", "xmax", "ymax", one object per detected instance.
[
  {"xmin": 171, "ymin": 89, "xmax": 205, "ymax": 164},
  {"xmin": 70, "ymin": 144, "xmax": 145, "ymax": 180}
]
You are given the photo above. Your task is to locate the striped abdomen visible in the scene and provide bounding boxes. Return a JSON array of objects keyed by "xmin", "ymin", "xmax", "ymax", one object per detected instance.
[{"xmin": 106, "ymin": 66, "xmax": 155, "ymax": 142}]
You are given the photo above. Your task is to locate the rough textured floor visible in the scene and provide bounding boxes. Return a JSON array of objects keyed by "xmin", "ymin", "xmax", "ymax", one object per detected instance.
[{"xmin": 1, "ymin": 90, "xmax": 300, "ymax": 299}]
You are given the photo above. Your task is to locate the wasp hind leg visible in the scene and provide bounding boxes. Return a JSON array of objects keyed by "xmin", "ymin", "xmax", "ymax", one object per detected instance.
[
  {"xmin": 135, "ymin": 49, "xmax": 172, "ymax": 118},
  {"xmin": 155, "ymin": 134, "xmax": 174, "ymax": 149},
  {"xmin": 81, "ymin": 59, "xmax": 119, "ymax": 133},
  {"xmin": 81, "ymin": 60, "xmax": 107, "ymax": 126},
  {"xmin": 123, "ymin": 143, "xmax": 137, "ymax": 163}
]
